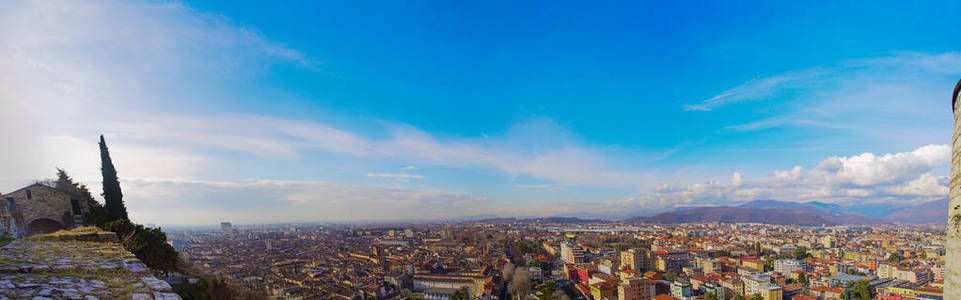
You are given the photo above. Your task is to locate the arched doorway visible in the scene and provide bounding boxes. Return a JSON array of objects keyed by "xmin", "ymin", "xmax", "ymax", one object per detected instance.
[{"xmin": 26, "ymin": 218, "xmax": 64, "ymax": 235}]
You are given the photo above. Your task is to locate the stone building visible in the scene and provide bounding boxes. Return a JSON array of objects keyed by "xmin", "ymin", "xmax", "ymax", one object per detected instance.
[
  {"xmin": 0, "ymin": 183, "xmax": 89, "ymax": 237},
  {"xmin": 948, "ymin": 78, "xmax": 961, "ymax": 299}
]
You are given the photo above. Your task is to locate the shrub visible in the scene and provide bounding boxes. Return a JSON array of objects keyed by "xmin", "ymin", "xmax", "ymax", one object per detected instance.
[{"xmin": 104, "ymin": 219, "xmax": 179, "ymax": 272}]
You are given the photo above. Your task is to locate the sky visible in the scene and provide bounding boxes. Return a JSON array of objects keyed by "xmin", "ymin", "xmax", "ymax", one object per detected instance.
[{"xmin": 1, "ymin": 0, "xmax": 960, "ymax": 225}]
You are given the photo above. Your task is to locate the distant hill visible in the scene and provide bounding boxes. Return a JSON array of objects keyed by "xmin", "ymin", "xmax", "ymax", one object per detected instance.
[
  {"xmin": 533, "ymin": 217, "xmax": 608, "ymax": 224},
  {"xmin": 626, "ymin": 200, "xmax": 892, "ymax": 225},
  {"xmin": 882, "ymin": 199, "xmax": 948, "ymax": 224},
  {"xmin": 843, "ymin": 202, "xmax": 916, "ymax": 218},
  {"xmin": 627, "ymin": 206, "xmax": 836, "ymax": 225},
  {"xmin": 449, "ymin": 214, "xmax": 500, "ymax": 221},
  {"xmin": 470, "ymin": 216, "xmax": 607, "ymax": 224},
  {"xmin": 738, "ymin": 200, "xmax": 885, "ymax": 225}
]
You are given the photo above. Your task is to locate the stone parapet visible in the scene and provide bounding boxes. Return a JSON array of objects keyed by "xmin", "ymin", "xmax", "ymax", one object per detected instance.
[{"xmin": 0, "ymin": 232, "xmax": 181, "ymax": 299}]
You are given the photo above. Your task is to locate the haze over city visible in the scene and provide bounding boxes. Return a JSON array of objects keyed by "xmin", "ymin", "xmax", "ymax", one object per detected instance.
[{"xmin": 2, "ymin": 0, "xmax": 961, "ymax": 225}]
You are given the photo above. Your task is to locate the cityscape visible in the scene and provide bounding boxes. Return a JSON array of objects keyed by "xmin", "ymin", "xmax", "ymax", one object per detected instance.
[
  {"xmin": 3, "ymin": 1, "xmax": 961, "ymax": 300},
  {"xmin": 168, "ymin": 220, "xmax": 946, "ymax": 300}
]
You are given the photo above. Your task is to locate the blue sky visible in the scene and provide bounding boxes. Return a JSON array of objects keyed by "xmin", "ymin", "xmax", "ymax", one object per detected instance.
[{"xmin": 1, "ymin": 0, "xmax": 960, "ymax": 225}]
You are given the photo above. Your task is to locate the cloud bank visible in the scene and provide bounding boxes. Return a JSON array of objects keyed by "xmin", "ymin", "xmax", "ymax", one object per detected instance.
[{"xmin": 628, "ymin": 144, "xmax": 950, "ymax": 211}]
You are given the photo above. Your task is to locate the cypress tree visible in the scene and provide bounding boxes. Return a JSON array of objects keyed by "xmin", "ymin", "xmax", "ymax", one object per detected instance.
[{"xmin": 99, "ymin": 135, "xmax": 128, "ymax": 221}]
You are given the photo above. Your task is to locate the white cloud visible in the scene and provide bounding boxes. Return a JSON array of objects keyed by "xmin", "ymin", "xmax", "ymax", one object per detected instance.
[
  {"xmin": 691, "ymin": 51, "xmax": 959, "ymax": 154},
  {"xmin": 842, "ymin": 189, "xmax": 872, "ymax": 197},
  {"xmin": 0, "ymin": 0, "xmax": 318, "ymax": 183},
  {"xmin": 773, "ymin": 166, "xmax": 803, "ymax": 182},
  {"xmin": 89, "ymin": 114, "xmax": 660, "ymax": 189},
  {"xmin": 631, "ymin": 144, "xmax": 950, "ymax": 210},
  {"xmin": 121, "ymin": 178, "xmax": 487, "ymax": 224},
  {"xmin": 603, "ymin": 196, "xmax": 638, "ymax": 208},
  {"xmin": 683, "ymin": 68, "xmax": 829, "ymax": 111},
  {"xmin": 731, "ymin": 172, "xmax": 744, "ymax": 187},
  {"xmin": 686, "ymin": 52, "xmax": 961, "ymax": 112},
  {"xmin": 808, "ymin": 144, "xmax": 949, "ymax": 186},
  {"xmin": 505, "ymin": 184, "xmax": 550, "ymax": 189},
  {"xmin": 886, "ymin": 172, "xmax": 949, "ymax": 196},
  {"xmin": 366, "ymin": 173, "xmax": 425, "ymax": 180}
]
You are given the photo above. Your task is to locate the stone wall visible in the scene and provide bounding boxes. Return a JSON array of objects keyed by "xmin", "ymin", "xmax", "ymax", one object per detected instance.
[
  {"xmin": 947, "ymin": 79, "xmax": 961, "ymax": 300},
  {"xmin": 0, "ymin": 228, "xmax": 182, "ymax": 299},
  {"xmin": 1, "ymin": 184, "xmax": 77, "ymax": 236},
  {"xmin": 0, "ymin": 198, "xmax": 26, "ymax": 238}
]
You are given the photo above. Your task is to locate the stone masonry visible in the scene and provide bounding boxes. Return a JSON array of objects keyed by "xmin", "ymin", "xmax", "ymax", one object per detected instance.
[
  {"xmin": 947, "ymin": 78, "xmax": 961, "ymax": 300},
  {"xmin": 1, "ymin": 184, "xmax": 89, "ymax": 237},
  {"xmin": 0, "ymin": 230, "xmax": 181, "ymax": 299}
]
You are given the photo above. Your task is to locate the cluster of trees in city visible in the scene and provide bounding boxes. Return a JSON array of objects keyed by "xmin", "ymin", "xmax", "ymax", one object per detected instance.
[
  {"xmin": 580, "ymin": 235, "xmax": 649, "ymax": 252},
  {"xmin": 501, "ymin": 261, "xmax": 572, "ymax": 300},
  {"xmin": 501, "ymin": 262, "xmax": 533, "ymax": 300},
  {"xmin": 843, "ymin": 280, "xmax": 875, "ymax": 300},
  {"xmin": 730, "ymin": 294, "xmax": 764, "ymax": 300},
  {"xmin": 48, "ymin": 135, "xmax": 178, "ymax": 272},
  {"xmin": 501, "ymin": 236, "xmax": 576, "ymax": 300}
]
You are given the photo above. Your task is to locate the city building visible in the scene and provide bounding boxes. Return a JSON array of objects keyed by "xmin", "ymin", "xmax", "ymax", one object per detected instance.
[
  {"xmin": 669, "ymin": 281, "xmax": 693, "ymax": 300},
  {"xmin": 773, "ymin": 259, "xmax": 810, "ymax": 274},
  {"xmin": 621, "ymin": 248, "xmax": 652, "ymax": 272},
  {"xmin": 562, "ymin": 241, "xmax": 585, "ymax": 264},
  {"xmin": 618, "ymin": 277, "xmax": 655, "ymax": 300},
  {"xmin": 756, "ymin": 284, "xmax": 782, "ymax": 300}
]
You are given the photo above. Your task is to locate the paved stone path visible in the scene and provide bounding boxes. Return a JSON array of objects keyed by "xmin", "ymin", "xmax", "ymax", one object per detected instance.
[{"xmin": 0, "ymin": 239, "xmax": 182, "ymax": 299}]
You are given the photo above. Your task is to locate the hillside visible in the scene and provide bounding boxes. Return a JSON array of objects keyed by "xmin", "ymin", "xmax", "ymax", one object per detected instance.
[
  {"xmin": 883, "ymin": 199, "xmax": 948, "ymax": 224},
  {"xmin": 471, "ymin": 216, "xmax": 606, "ymax": 224},
  {"xmin": 738, "ymin": 200, "xmax": 885, "ymax": 224},
  {"xmin": 627, "ymin": 206, "xmax": 836, "ymax": 225},
  {"xmin": 738, "ymin": 200, "xmax": 843, "ymax": 214}
]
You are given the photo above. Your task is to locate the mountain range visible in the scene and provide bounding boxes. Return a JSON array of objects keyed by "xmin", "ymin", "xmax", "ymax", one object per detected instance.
[
  {"xmin": 454, "ymin": 199, "xmax": 948, "ymax": 226},
  {"xmin": 882, "ymin": 199, "xmax": 948, "ymax": 224},
  {"xmin": 625, "ymin": 206, "xmax": 835, "ymax": 225},
  {"xmin": 626, "ymin": 199, "xmax": 947, "ymax": 225}
]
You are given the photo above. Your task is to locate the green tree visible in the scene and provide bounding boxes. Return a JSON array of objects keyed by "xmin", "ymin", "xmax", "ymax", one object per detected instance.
[
  {"xmin": 99, "ymin": 135, "xmax": 128, "ymax": 221},
  {"xmin": 732, "ymin": 294, "xmax": 745, "ymax": 300},
  {"xmin": 663, "ymin": 271, "xmax": 679, "ymax": 282},
  {"xmin": 843, "ymin": 281, "xmax": 874, "ymax": 300},
  {"xmin": 54, "ymin": 168, "xmax": 110, "ymax": 226},
  {"xmin": 750, "ymin": 294, "xmax": 763, "ymax": 300},
  {"xmin": 104, "ymin": 219, "xmax": 179, "ymax": 272},
  {"xmin": 705, "ymin": 292, "xmax": 718, "ymax": 300},
  {"xmin": 794, "ymin": 246, "xmax": 811, "ymax": 259},
  {"xmin": 451, "ymin": 287, "xmax": 470, "ymax": 300},
  {"xmin": 78, "ymin": 184, "xmax": 110, "ymax": 226},
  {"xmin": 797, "ymin": 272, "xmax": 809, "ymax": 286},
  {"xmin": 887, "ymin": 253, "xmax": 903, "ymax": 263},
  {"xmin": 54, "ymin": 168, "xmax": 75, "ymax": 193},
  {"xmin": 538, "ymin": 281, "xmax": 557, "ymax": 300}
]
